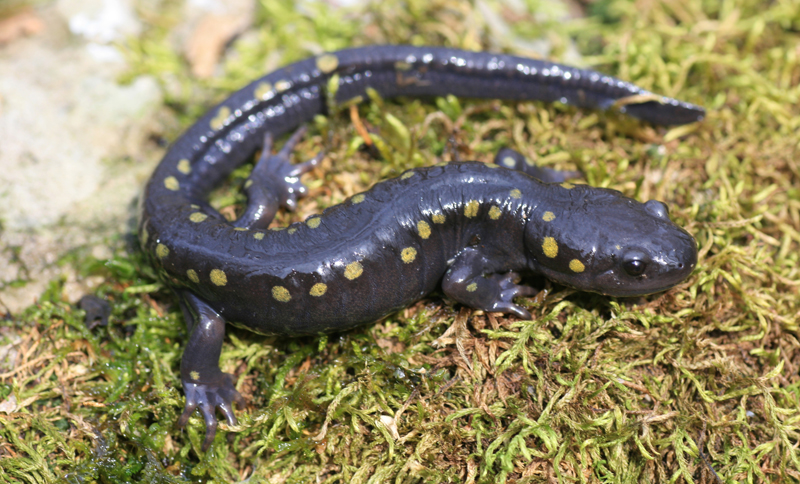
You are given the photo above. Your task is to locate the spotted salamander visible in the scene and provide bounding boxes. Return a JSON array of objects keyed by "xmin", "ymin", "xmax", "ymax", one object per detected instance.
[{"xmin": 138, "ymin": 45, "xmax": 703, "ymax": 449}]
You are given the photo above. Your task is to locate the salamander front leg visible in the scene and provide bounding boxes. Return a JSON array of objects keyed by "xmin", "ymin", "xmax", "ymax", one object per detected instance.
[
  {"xmin": 442, "ymin": 247, "xmax": 536, "ymax": 319},
  {"xmin": 233, "ymin": 126, "xmax": 323, "ymax": 229},
  {"xmin": 177, "ymin": 292, "xmax": 244, "ymax": 451},
  {"xmin": 494, "ymin": 148, "xmax": 581, "ymax": 183}
]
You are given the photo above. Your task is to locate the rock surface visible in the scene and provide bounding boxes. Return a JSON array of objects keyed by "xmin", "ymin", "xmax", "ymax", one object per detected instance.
[{"xmin": 0, "ymin": 1, "xmax": 161, "ymax": 313}]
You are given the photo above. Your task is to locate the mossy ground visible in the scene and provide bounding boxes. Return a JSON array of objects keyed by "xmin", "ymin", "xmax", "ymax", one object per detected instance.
[{"xmin": 2, "ymin": 0, "xmax": 799, "ymax": 482}]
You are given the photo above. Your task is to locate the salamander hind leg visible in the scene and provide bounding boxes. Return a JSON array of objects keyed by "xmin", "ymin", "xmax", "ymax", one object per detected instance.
[
  {"xmin": 442, "ymin": 247, "xmax": 536, "ymax": 319},
  {"xmin": 494, "ymin": 148, "xmax": 581, "ymax": 183},
  {"xmin": 234, "ymin": 126, "xmax": 323, "ymax": 229},
  {"xmin": 177, "ymin": 292, "xmax": 245, "ymax": 451}
]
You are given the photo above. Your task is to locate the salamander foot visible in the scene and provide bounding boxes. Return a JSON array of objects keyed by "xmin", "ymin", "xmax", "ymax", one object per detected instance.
[
  {"xmin": 234, "ymin": 126, "xmax": 323, "ymax": 229},
  {"xmin": 442, "ymin": 248, "xmax": 536, "ymax": 319},
  {"xmin": 178, "ymin": 372, "xmax": 245, "ymax": 451},
  {"xmin": 485, "ymin": 272, "xmax": 537, "ymax": 319},
  {"xmin": 264, "ymin": 126, "xmax": 323, "ymax": 210},
  {"xmin": 178, "ymin": 292, "xmax": 245, "ymax": 451}
]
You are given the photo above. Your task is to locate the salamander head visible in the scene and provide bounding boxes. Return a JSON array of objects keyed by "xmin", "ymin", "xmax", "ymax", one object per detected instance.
[{"xmin": 525, "ymin": 187, "xmax": 697, "ymax": 297}]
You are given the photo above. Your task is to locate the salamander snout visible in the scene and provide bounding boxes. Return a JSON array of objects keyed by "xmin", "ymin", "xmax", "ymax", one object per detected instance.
[
  {"xmin": 597, "ymin": 220, "xmax": 697, "ymax": 297},
  {"xmin": 523, "ymin": 186, "xmax": 698, "ymax": 297}
]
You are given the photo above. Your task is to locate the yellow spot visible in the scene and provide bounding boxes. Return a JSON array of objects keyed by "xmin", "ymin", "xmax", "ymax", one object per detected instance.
[
  {"xmin": 401, "ymin": 247, "xmax": 417, "ymax": 263},
  {"xmin": 190, "ymin": 204, "xmax": 200, "ymax": 209},
  {"xmin": 307, "ymin": 217, "xmax": 321, "ymax": 228},
  {"xmin": 561, "ymin": 182, "xmax": 574, "ymax": 189},
  {"xmin": 210, "ymin": 269, "xmax": 227, "ymax": 286},
  {"xmin": 140, "ymin": 225, "xmax": 149, "ymax": 245},
  {"xmin": 486, "ymin": 163, "xmax": 500, "ymax": 168},
  {"xmin": 570, "ymin": 259, "xmax": 585, "ymax": 273},
  {"xmin": 270, "ymin": 226, "xmax": 286, "ymax": 231},
  {"xmin": 275, "ymin": 80, "xmax": 291, "ymax": 92},
  {"xmin": 310, "ymin": 283, "xmax": 327, "ymax": 297},
  {"xmin": 254, "ymin": 232, "xmax": 265, "ymax": 240},
  {"xmin": 501, "ymin": 156, "xmax": 516, "ymax": 168},
  {"xmin": 432, "ymin": 213, "xmax": 446, "ymax": 224},
  {"xmin": 417, "ymin": 220, "xmax": 431, "ymax": 239},
  {"xmin": 344, "ymin": 261, "xmax": 363, "ymax": 280},
  {"xmin": 542, "ymin": 211, "xmax": 555, "ymax": 222},
  {"xmin": 542, "ymin": 237, "xmax": 558, "ymax": 258},
  {"xmin": 466, "ymin": 282, "xmax": 478, "ymax": 292},
  {"xmin": 190, "ymin": 371, "xmax": 200, "ymax": 381},
  {"xmin": 244, "ymin": 179, "xmax": 253, "ymax": 189},
  {"xmin": 488, "ymin": 206, "xmax": 502, "ymax": 220},
  {"xmin": 288, "ymin": 227, "xmax": 298, "ymax": 235},
  {"xmin": 510, "ymin": 189, "xmax": 522, "ymax": 199},
  {"xmin": 316, "ymin": 54, "xmax": 339, "ymax": 73},
  {"xmin": 234, "ymin": 227, "xmax": 247, "ymax": 231},
  {"xmin": 464, "ymin": 200, "xmax": 479, "ymax": 218},
  {"xmin": 189, "ymin": 212, "xmax": 207, "ymax": 223},
  {"xmin": 156, "ymin": 244, "xmax": 169, "ymax": 259},
  {"xmin": 164, "ymin": 176, "xmax": 180, "ymax": 191},
  {"xmin": 401, "ymin": 171, "xmax": 415, "ymax": 180},
  {"xmin": 177, "ymin": 159, "xmax": 191, "ymax": 174},
  {"xmin": 615, "ymin": 245, "xmax": 622, "ymax": 250},
  {"xmin": 272, "ymin": 286, "xmax": 291, "ymax": 302},
  {"xmin": 351, "ymin": 194, "xmax": 365, "ymax": 204},
  {"xmin": 186, "ymin": 269, "xmax": 199, "ymax": 283},
  {"xmin": 210, "ymin": 106, "xmax": 231, "ymax": 130},
  {"xmin": 525, "ymin": 157, "xmax": 535, "ymax": 167},
  {"xmin": 394, "ymin": 61, "xmax": 412, "ymax": 71},
  {"xmin": 254, "ymin": 82, "xmax": 273, "ymax": 100}
]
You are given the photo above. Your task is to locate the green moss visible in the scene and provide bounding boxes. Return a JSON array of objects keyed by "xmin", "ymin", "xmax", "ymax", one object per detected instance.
[{"xmin": 3, "ymin": 0, "xmax": 800, "ymax": 482}]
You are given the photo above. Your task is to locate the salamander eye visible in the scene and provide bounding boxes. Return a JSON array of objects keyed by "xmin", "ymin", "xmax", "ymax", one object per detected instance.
[
  {"xmin": 621, "ymin": 249, "xmax": 648, "ymax": 277},
  {"xmin": 623, "ymin": 258, "xmax": 646, "ymax": 276},
  {"xmin": 644, "ymin": 200, "xmax": 670, "ymax": 220}
]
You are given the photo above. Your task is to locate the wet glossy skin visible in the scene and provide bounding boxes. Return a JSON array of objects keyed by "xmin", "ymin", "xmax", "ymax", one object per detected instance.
[{"xmin": 137, "ymin": 46, "xmax": 702, "ymax": 450}]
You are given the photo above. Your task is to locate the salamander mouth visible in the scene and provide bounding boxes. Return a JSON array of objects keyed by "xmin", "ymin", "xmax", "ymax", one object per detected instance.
[
  {"xmin": 588, "ymin": 253, "xmax": 695, "ymax": 296},
  {"xmin": 602, "ymin": 280, "xmax": 681, "ymax": 297}
]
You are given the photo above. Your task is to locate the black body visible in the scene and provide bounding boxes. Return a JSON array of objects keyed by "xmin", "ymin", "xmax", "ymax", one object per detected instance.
[{"xmin": 137, "ymin": 46, "xmax": 702, "ymax": 450}]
